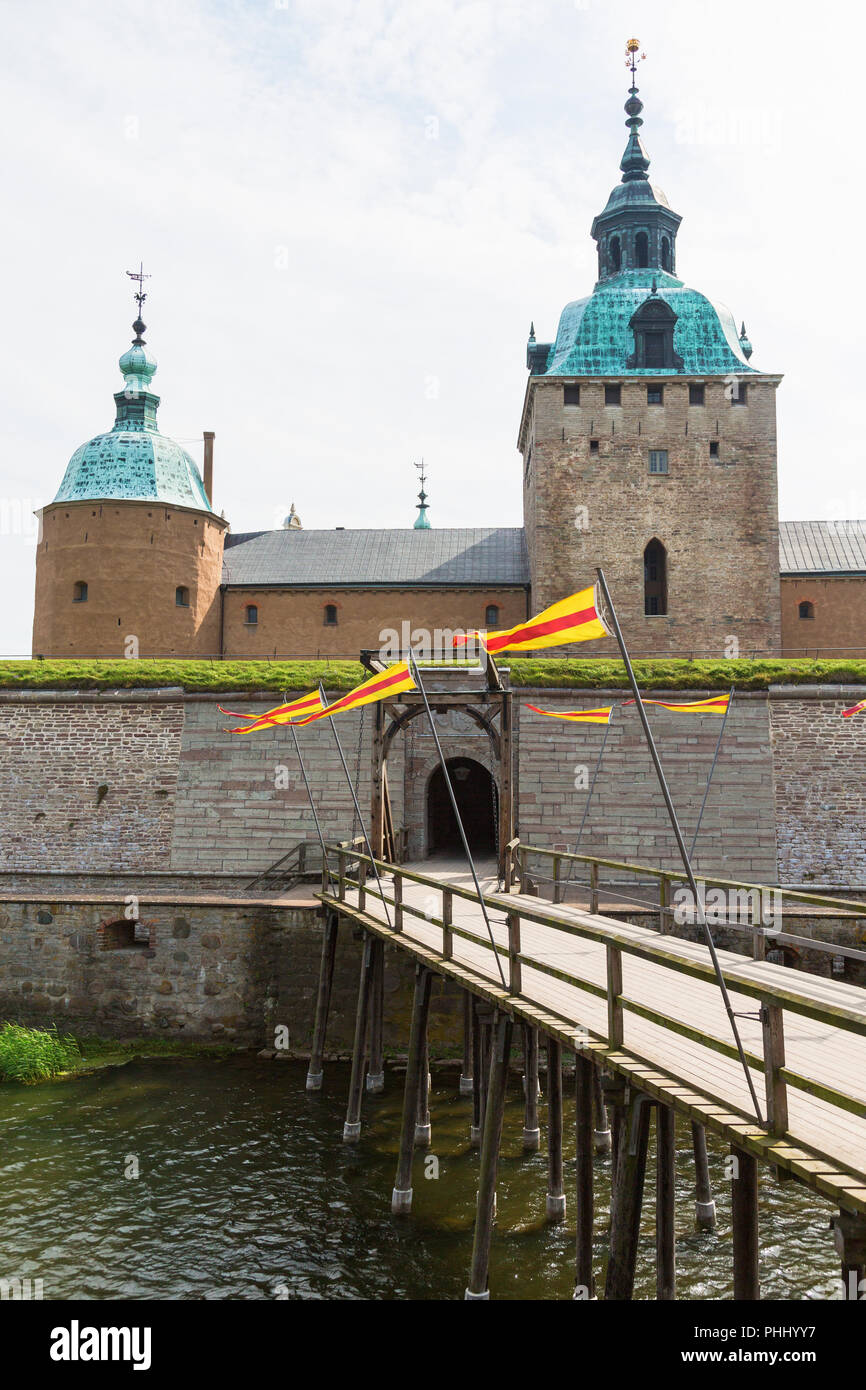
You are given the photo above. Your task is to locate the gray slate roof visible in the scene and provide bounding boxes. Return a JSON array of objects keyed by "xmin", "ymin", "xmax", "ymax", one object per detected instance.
[
  {"xmin": 223, "ymin": 527, "xmax": 530, "ymax": 588},
  {"xmin": 779, "ymin": 521, "xmax": 866, "ymax": 575}
]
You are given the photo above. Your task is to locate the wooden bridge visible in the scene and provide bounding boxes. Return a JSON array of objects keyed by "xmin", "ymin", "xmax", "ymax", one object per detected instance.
[{"xmin": 307, "ymin": 841, "xmax": 866, "ymax": 1301}]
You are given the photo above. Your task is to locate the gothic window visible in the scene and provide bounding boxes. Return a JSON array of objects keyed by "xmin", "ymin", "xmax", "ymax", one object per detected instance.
[
  {"xmin": 798, "ymin": 600, "xmax": 815, "ymax": 620},
  {"xmin": 649, "ymin": 450, "xmax": 669, "ymax": 474},
  {"xmin": 324, "ymin": 604, "xmax": 338, "ymax": 627},
  {"xmin": 627, "ymin": 296, "xmax": 683, "ymax": 371},
  {"xmin": 245, "ymin": 604, "xmax": 258, "ymax": 625},
  {"xmin": 73, "ymin": 581, "xmax": 88, "ymax": 602},
  {"xmin": 610, "ymin": 236, "xmax": 621, "ymax": 272},
  {"xmin": 485, "ymin": 604, "xmax": 500, "ymax": 627},
  {"xmin": 635, "ymin": 231, "xmax": 649, "ymax": 268},
  {"xmin": 644, "ymin": 540, "xmax": 668, "ymax": 616},
  {"xmin": 661, "ymin": 236, "xmax": 671, "ymax": 272},
  {"xmin": 175, "ymin": 586, "xmax": 190, "ymax": 607}
]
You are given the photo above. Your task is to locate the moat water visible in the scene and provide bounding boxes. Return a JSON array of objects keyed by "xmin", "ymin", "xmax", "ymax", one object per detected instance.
[{"xmin": 0, "ymin": 1055, "xmax": 843, "ymax": 1301}]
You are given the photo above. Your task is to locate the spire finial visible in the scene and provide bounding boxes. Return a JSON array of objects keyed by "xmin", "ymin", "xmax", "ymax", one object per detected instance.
[
  {"xmin": 126, "ymin": 261, "xmax": 151, "ymax": 343},
  {"xmin": 413, "ymin": 459, "xmax": 431, "ymax": 529},
  {"xmin": 620, "ymin": 40, "xmax": 650, "ymax": 183}
]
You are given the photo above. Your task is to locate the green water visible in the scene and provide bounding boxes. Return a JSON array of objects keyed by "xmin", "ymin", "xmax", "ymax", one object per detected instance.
[{"xmin": 0, "ymin": 1056, "xmax": 842, "ymax": 1300}]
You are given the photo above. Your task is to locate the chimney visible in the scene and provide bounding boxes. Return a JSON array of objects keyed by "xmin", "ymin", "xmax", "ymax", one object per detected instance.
[{"xmin": 203, "ymin": 431, "xmax": 215, "ymax": 504}]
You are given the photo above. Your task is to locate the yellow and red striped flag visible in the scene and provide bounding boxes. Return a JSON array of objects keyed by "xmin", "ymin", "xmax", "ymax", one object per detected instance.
[
  {"xmin": 221, "ymin": 690, "xmax": 324, "ymax": 735},
  {"xmin": 623, "ymin": 693, "xmax": 731, "ymax": 715},
  {"xmin": 454, "ymin": 585, "xmax": 608, "ymax": 655},
  {"xmin": 525, "ymin": 703, "xmax": 614, "ymax": 725},
  {"xmin": 295, "ymin": 662, "xmax": 415, "ymax": 725},
  {"xmin": 843, "ymin": 698, "xmax": 866, "ymax": 718}
]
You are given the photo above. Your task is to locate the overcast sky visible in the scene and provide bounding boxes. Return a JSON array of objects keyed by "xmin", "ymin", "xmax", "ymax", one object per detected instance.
[{"xmin": 1, "ymin": 0, "xmax": 860, "ymax": 655}]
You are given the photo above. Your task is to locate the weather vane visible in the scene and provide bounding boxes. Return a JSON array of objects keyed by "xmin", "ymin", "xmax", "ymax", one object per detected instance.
[
  {"xmin": 625, "ymin": 37, "xmax": 646, "ymax": 86},
  {"xmin": 414, "ymin": 458, "xmax": 427, "ymax": 493},
  {"xmin": 125, "ymin": 261, "xmax": 151, "ymax": 315}
]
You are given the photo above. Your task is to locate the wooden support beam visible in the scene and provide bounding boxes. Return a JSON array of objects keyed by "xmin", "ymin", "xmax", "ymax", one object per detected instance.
[
  {"xmin": 833, "ymin": 1211, "xmax": 866, "ymax": 1300},
  {"xmin": 371, "ymin": 700, "xmax": 385, "ymax": 859},
  {"xmin": 498, "ymin": 692, "xmax": 514, "ymax": 883},
  {"xmin": 459, "ymin": 990, "xmax": 474, "ymax": 1096},
  {"xmin": 691, "ymin": 1122, "xmax": 717, "ymax": 1229},
  {"xmin": 574, "ymin": 1053, "xmax": 595, "ymax": 1299},
  {"xmin": 656, "ymin": 1103, "xmax": 676, "ymax": 1301},
  {"xmin": 393, "ymin": 874, "xmax": 403, "ymax": 932},
  {"xmin": 365, "ymin": 937, "xmax": 385, "ymax": 1093},
  {"xmin": 592, "ymin": 1064, "xmax": 612, "ymax": 1154},
  {"xmin": 343, "ymin": 934, "xmax": 376, "ymax": 1141},
  {"xmin": 415, "ymin": 1026, "xmax": 432, "ymax": 1146},
  {"xmin": 659, "ymin": 875, "xmax": 670, "ymax": 934},
  {"xmin": 605, "ymin": 1092, "xmax": 652, "ymax": 1300},
  {"xmin": 731, "ymin": 1146, "xmax": 760, "ymax": 1300},
  {"xmin": 522, "ymin": 1024, "xmax": 540, "ymax": 1151},
  {"xmin": 391, "ymin": 965, "xmax": 433, "ymax": 1213},
  {"xmin": 442, "ymin": 886, "xmax": 453, "ymax": 961},
  {"xmin": 465, "ymin": 1011, "xmax": 514, "ymax": 1300},
  {"xmin": 546, "ymin": 1037, "xmax": 566, "ymax": 1221},
  {"xmin": 606, "ymin": 943, "xmax": 623, "ymax": 1048},
  {"xmin": 589, "ymin": 861, "xmax": 599, "ymax": 914},
  {"xmin": 306, "ymin": 910, "xmax": 339, "ymax": 1091},
  {"xmin": 761, "ymin": 1002, "xmax": 788, "ymax": 1137},
  {"xmin": 470, "ymin": 997, "xmax": 484, "ymax": 1145}
]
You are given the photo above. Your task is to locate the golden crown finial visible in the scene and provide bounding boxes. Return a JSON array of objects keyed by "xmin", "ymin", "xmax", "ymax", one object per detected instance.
[{"xmin": 625, "ymin": 38, "xmax": 646, "ymax": 83}]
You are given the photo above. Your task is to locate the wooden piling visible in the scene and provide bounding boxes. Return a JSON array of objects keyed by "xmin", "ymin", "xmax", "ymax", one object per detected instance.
[
  {"xmin": 691, "ymin": 1122, "xmax": 717, "ymax": 1229},
  {"xmin": 522, "ymin": 1024, "xmax": 540, "ymax": 1151},
  {"xmin": 656, "ymin": 1103, "xmax": 676, "ymax": 1301},
  {"xmin": 592, "ymin": 1065, "xmax": 612, "ymax": 1155},
  {"xmin": 342, "ymin": 934, "xmax": 377, "ymax": 1141},
  {"xmin": 545, "ymin": 1037, "xmax": 566, "ymax": 1221},
  {"xmin": 574, "ymin": 1054, "xmax": 595, "ymax": 1299},
  {"xmin": 833, "ymin": 1211, "xmax": 866, "ymax": 1300},
  {"xmin": 470, "ymin": 997, "xmax": 484, "ymax": 1146},
  {"xmin": 391, "ymin": 965, "xmax": 433, "ymax": 1213},
  {"xmin": 604, "ymin": 1092, "xmax": 652, "ymax": 1300},
  {"xmin": 365, "ymin": 937, "xmax": 385, "ymax": 1093},
  {"xmin": 731, "ymin": 1146, "xmax": 759, "ymax": 1300},
  {"xmin": 459, "ymin": 991, "xmax": 474, "ymax": 1096},
  {"xmin": 465, "ymin": 1010, "xmax": 514, "ymax": 1300},
  {"xmin": 415, "ymin": 1027, "xmax": 431, "ymax": 1146},
  {"xmin": 306, "ymin": 910, "xmax": 338, "ymax": 1091}
]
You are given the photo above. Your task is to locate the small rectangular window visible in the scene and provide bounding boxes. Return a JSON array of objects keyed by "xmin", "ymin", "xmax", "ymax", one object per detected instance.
[
  {"xmin": 730, "ymin": 382, "xmax": 748, "ymax": 406},
  {"xmin": 589, "ymin": 439, "xmax": 599, "ymax": 454},
  {"xmin": 709, "ymin": 441, "xmax": 719, "ymax": 458},
  {"xmin": 649, "ymin": 450, "xmax": 669, "ymax": 475},
  {"xmin": 689, "ymin": 385, "xmax": 705, "ymax": 406},
  {"xmin": 647, "ymin": 386, "xmax": 663, "ymax": 405},
  {"xmin": 604, "ymin": 385, "xmax": 621, "ymax": 406},
  {"xmin": 563, "ymin": 385, "xmax": 580, "ymax": 406}
]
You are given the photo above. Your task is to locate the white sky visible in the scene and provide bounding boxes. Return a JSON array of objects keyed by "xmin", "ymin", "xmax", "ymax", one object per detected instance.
[{"xmin": 1, "ymin": 0, "xmax": 861, "ymax": 655}]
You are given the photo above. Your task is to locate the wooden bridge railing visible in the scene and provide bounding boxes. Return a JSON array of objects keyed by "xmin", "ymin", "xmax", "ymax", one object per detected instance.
[{"xmin": 324, "ymin": 843, "xmax": 866, "ymax": 1142}]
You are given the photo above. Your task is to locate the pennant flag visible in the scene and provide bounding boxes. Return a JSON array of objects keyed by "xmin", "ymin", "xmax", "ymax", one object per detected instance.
[
  {"xmin": 221, "ymin": 690, "xmax": 324, "ymax": 735},
  {"xmin": 454, "ymin": 585, "xmax": 608, "ymax": 655},
  {"xmin": 623, "ymin": 693, "xmax": 731, "ymax": 716},
  {"xmin": 295, "ymin": 662, "xmax": 416, "ymax": 725},
  {"xmin": 525, "ymin": 703, "xmax": 614, "ymax": 725},
  {"xmin": 843, "ymin": 698, "xmax": 866, "ymax": 718}
]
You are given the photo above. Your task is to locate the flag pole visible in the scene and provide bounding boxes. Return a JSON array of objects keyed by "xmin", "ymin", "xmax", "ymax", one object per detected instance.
[
  {"xmin": 688, "ymin": 686, "xmax": 736, "ymax": 859},
  {"xmin": 318, "ymin": 682, "xmax": 392, "ymax": 929},
  {"xmin": 595, "ymin": 569, "xmax": 764, "ymax": 1124},
  {"xmin": 562, "ymin": 704, "xmax": 616, "ymax": 897},
  {"xmin": 289, "ymin": 720, "xmax": 335, "ymax": 890},
  {"xmin": 407, "ymin": 653, "xmax": 508, "ymax": 990}
]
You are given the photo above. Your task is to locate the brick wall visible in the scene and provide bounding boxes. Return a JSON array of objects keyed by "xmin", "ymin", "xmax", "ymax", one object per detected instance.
[{"xmin": 780, "ymin": 576, "xmax": 866, "ymax": 657}]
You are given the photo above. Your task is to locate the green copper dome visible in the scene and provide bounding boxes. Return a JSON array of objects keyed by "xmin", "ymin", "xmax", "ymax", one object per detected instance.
[{"xmin": 52, "ymin": 321, "xmax": 214, "ymax": 511}]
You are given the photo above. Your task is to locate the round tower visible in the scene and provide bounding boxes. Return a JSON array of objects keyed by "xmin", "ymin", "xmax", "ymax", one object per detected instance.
[{"xmin": 32, "ymin": 303, "xmax": 227, "ymax": 657}]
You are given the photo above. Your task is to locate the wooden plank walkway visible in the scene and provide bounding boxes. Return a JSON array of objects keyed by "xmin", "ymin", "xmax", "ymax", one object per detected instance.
[{"xmin": 322, "ymin": 855, "xmax": 866, "ymax": 1216}]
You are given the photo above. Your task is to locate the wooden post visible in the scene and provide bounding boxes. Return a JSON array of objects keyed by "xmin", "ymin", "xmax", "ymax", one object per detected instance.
[
  {"xmin": 592, "ymin": 1065, "xmax": 612, "ymax": 1154},
  {"xmin": 574, "ymin": 1053, "xmax": 595, "ymax": 1299},
  {"xmin": 357, "ymin": 857, "xmax": 367, "ymax": 913},
  {"xmin": 371, "ymin": 700, "xmax": 385, "ymax": 859},
  {"xmin": 391, "ymin": 965, "xmax": 433, "ymax": 1213},
  {"xmin": 465, "ymin": 1010, "xmax": 514, "ymax": 1300},
  {"xmin": 605, "ymin": 1092, "xmax": 652, "ymax": 1300},
  {"xmin": 338, "ymin": 848, "xmax": 346, "ymax": 902},
  {"xmin": 606, "ymin": 944, "xmax": 624, "ymax": 1048},
  {"xmin": 553, "ymin": 855, "xmax": 561, "ymax": 905},
  {"xmin": 365, "ymin": 937, "xmax": 385, "ymax": 1093},
  {"xmin": 459, "ymin": 991, "xmax": 474, "ymax": 1095},
  {"xmin": 731, "ymin": 1146, "xmax": 760, "ymax": 1300},
  {"xmin": 442, "ymin": 886, "xmax": 453, "ymax": 961},
  {"xmin": 497, "ymin": 693, "xmax": 514, "ymax": 883},
  {"xmin": 306, "ymin": 910, "xmax": 339, "ymax": 1091},
  {"xmin": 507, "ymin": 909, "xmax": 522, "ymax": 994},
  {"xmin": 478, "ymin": 1010, "xmax": 492, "ymax": 1138},
  {"xmin": 522, "ymin": 1024, "xmax": 540, "ymax": 1151},
  {"xmin": 546, "ymin": 1037, "xmax": 566, "ymax": 1221},
  {"xmin": 470, "ymin": 997, "xmax": 483, "ymax": 1145},
  {"xmin": 691, "ymin": 1122, "xmax": 717, "ymax": 1229},
  {"xmin": 761, "ymin": 1003, "xmax": 788, "ymax": 1136},
  {"xmin": 415, "ymin": 1026, "xmax": 431, "ymax": 1147},
  {"xmin": 659, "ymin": 875, "xmax": 670, "ymax": 934},
  {"xmin": 342, "ymin": 934, "xmax": 376, "ymax": 1141},
  {"xmin": 833, "ymin": 1211, "xmax": 866, "ymax": 1300},
  {"xmin": 656, "ymin": 1104, "xmax": 676, "ymax": 1300},
  {"xmin": 589, "ymin": 860, "xmax": 599, "ymax": 914},
  {"xmin": 393, "ymin": 873, "xmax": 403, "ymax": 931}
]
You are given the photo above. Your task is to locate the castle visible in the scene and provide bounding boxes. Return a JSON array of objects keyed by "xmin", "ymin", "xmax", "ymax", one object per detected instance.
[{"xmin": 32, "ymin": 74, "xmax": 866, "ymax": 662}]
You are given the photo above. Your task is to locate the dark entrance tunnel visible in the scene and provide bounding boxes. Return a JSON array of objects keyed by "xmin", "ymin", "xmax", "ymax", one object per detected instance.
[{"xmin": 426, "ymin": 758, "xmax": 497, "ymax": 857}]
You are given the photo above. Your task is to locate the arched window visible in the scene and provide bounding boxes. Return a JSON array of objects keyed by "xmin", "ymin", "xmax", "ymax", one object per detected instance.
[
  {"xmin": 661, "ymin": 236, "xmax": 671, "ymax": 272},
  {"xmin": 635, "ymin": 231, "xmax": 649, "ymax": 268},
  {"xmin": 72, "ymin": 580, "xmax": 88, "ymax": 602},
  {"xmin": 644, "ymin": 540, "xmax": 667, "ymax": 616},
  {"xmin": 245, "ymin": 604, "xmax": 258, "ymax": 625},
  {"xmin": 175, "ymin": 586, "xmax": 190, "ymax": 607},
  {"xmin": 798, "ymin": 600, "xmax": 815, "ymax": 620},
  {"xmin": 610, "ymin": 236, "xmax": 621, "ymax": 272},
  {"xmin": 485, "ymin": 604, "xmax": 500, "ymax": 627},
  {"xmin": 324, "ymin": 604, "xmax": 338, "ymax": 627}
]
